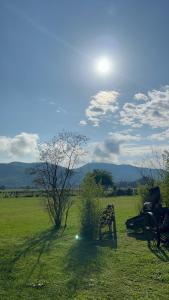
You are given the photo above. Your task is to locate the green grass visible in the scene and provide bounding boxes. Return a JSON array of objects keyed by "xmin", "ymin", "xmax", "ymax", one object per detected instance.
[{"xmin": 0, "ymin": 196, "xmax": 169, "ymax": 299}]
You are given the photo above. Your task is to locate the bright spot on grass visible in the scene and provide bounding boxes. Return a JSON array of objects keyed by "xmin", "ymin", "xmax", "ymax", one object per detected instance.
[{"xmin": 75, "ymin": 234, "xmax": 79, "ymax": 240}]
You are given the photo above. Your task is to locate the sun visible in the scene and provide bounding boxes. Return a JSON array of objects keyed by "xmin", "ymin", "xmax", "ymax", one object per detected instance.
[{"xmin": 95, "ymin": 56, "xmax": 112, "ymax": 75}]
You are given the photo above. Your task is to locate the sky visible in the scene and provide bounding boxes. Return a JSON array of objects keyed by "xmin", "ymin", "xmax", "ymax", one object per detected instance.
[{"xmin": 1, "ymin": 0, "xmax": 169, "ymax": 166}]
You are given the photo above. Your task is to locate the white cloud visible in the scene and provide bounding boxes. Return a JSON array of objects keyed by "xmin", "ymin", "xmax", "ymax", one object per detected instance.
[
  {"xmin": 90, "ymin": 142, "xmax": 168, "ymax": 166},
  {"xmin": 121, "ymin": 144, "xmax": 169, "ymax": 167},
  {"xmin": 81, "ymin": 137, "xmax": 169, "ymax": 167},
  {"xmin": 39, "ymin": 98, "xmax": 67, "ymax": 114},
  {"xmin": 49, "ymin": 101, "xmax": 56, "ymax": 105},
  {"xmin": 120, "ymin": 85, "xmax": 169, "ymax": 128},
  {"xmin": 85, "ymin": 90, "xmax": 119, "ymax": 126},
  {"xmin": 121, "ymin": 144, "xmax": 154, "ymax": 157},
  {"xmin": 150, "ymin": 129, "xmax": 169, "ymax": 141},
  {"xmin": 134, "ymin": 93, "xmax": 148, "ymax": 101},
  {"xmin": 93, "ymin": 144, "xmax": 119, "ymax": 163},
  {"xmin": 91, "ymin": 132, "xmax": 141, "ymax": 163},
  {"xmin": 79, "ymin": 120, "xmax": 87, "ymax": 126},
  {"xmin": 0, "ymin": 132, "xmax": 39, "ymax": 162},
  {"xmin": 108, "ymin": 132, "xmax": 141, "ymax": 142}
]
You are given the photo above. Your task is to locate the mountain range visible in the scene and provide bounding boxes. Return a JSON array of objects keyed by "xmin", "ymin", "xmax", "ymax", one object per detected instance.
[{"xmin": 0, "ymin": 162, "xmax": 159, "ymax": 188}]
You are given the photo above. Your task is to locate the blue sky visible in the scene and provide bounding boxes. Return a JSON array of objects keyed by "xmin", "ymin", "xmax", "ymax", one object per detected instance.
[{"xmin": 1, "ymin": 0, "xmax": 169, "ymax": 165}]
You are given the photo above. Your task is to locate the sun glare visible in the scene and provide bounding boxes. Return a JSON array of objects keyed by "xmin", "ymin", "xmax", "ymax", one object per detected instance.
[{"xmin": 95, "ymin": 56, "xmax": 112, "ymax": 75}]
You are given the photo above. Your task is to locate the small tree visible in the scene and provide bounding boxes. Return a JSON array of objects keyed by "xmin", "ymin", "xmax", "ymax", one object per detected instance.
[
  {"xmin": 137, "ymin": 150, "xmax": 165, "ymax": 211},
  {"xmin": 138, "ymin": 149, "xmax": 166, "ymax": 186},
  {"xmin": 35, "ymin": 132, "xmax": 88, "ymax": 229},
  {"xmin": 80, "ymin": 174, "xmax": 103, "ymax": 240},
  {"xmin": 136, "ymin": 184, "xmax": 150, "ymax": 213},
  {"xmin": 160, "ymin": 151, "xmax": 169, "ymax": 207},
  {"xmin": 137, "ymin": 150, "xmax": 169, "ymax": 207}
]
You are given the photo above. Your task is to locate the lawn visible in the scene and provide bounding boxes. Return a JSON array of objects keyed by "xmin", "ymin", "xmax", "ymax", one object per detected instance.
[{"xmin": 0, "ymin": 195, "xmax": 169, "ymax": 300}]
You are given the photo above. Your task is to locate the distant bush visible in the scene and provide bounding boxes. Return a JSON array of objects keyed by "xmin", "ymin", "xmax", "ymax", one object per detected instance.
[
  {"xmin": 104, "ymin": 189, "xmax": 115, "ymax": 197},
  {"xmin": 80, "ymin": 174, "xmax": 103, "ymax": 240},
  {"xmin": 138, "ymin": 185, "xmax": 150, "ymax": 202},
  {"xmin": 114, "ymin": 188, "xmax": 134, "ymax": 197},
  {"xmin": 0, "ymin": 185, "xmax": 6, "ymax": 190}
]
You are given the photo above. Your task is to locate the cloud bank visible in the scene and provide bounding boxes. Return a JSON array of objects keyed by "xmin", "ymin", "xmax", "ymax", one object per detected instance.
[
  {"xmin": 85, "ymin": 90, "xmax": 119, "ymax": 126},
  {"xmin": 120, "ymin": 85, "xmax": 169, "ymax": 128},
  {"xmin": 93, "ymin": 132, "xmax": 141, "ymax": 163},
  {"xmin": 0, "ymin": 132, "xmax": 39, "ymax": 162}
]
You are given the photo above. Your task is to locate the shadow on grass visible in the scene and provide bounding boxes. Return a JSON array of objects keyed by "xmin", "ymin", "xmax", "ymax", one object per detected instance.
[
  {"xmin": 128, "ymin": 231, "xmax": 169, "ymax": 262},
  {"xmin": 147, "ymin": 241, "xmax": 169, "ymax": 262},
  {"xmin": 95, "ymin": 237, "xmax": 117, "ymax": 249},
  {"xmin": 0, "ymin": 227, "xmax": 60, "ymax": 285},
  {"xmin": 65, "ymin": 240, "xmax": 101, "ymax": 298},
  {"xmin": 64, "ymin": 237, "xmax": 117, "ymax": 298}
]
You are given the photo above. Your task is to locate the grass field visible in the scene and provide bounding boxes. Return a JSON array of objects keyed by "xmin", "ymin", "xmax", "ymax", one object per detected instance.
[{"xmin": 1, "ymin": 196, "xmax": 169, "ymax": 300}]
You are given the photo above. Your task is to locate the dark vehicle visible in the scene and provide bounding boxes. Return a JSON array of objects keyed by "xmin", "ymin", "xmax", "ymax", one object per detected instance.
[{"xmin": 126, "ymin": 187, "xmax": 169, "ymax": 247}]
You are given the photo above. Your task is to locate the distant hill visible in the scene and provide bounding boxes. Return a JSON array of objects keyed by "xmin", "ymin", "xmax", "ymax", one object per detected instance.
[
  {"xmin": 0, "ymin": 162, "xmax": 40, "ymax": 188},
  {"xmin": 75, "ymin": 163, "xmax": 143, "ymax": 183},
  {"xmin": 0, "ymin": 161, "xmax": 160, "ymax": 188}
]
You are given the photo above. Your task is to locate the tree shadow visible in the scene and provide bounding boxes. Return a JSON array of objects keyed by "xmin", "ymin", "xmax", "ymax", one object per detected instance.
[
  {"xmin": 95, "ymin": 239, "xmax": 117, "ymax": 249},
  {"xmin": 64, "ymin": 237, "xmax": 117, "ymax": 298},
  {"xmin": 128, "ymin": 231, "xmax": 169, "ymax": 262},
  {"xmin": 1, "ymin": 227, "xmax": 60, "ymax": 286},
  {"xmin": 64, "ymin": 240, "xmax": 101, "ymax": 298}
]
